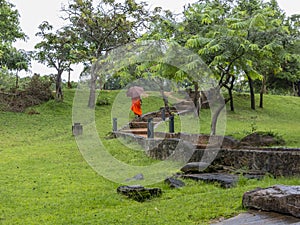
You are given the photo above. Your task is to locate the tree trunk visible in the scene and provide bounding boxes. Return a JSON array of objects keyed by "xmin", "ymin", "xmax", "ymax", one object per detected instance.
[
  {"xmin": 297, "ymin": 81, "xmax": 300, "ymax": 97},
  {"xmin": 67, "ymin": 69, "xmax": 72, "ymax": 89},
  {"xmin": 259, "ymin": 76, "xmax": 266, "ymax": 108},
  {"xmin": 88, "ymin": 72, "xmax": 97, "ymax": 108},
  {"xmin": 193, "ymin": 81, "xmax": 200, "ymax": 116},
  {"xmin": 210, "ymin": 88, "xmax": 228, "ymax": 136},
  {"xmin": 247, "ymin": 74, "xmax": 255, "ymax": 110},
  {"xmin": 158, "ymin": 83, "xmax": 170, "ymax": 114},
  {"xmin": 219, "ymin": 74, "xmax": 235, "ymax": 112},
  {"xmin": 15, "ymin": 71, "xmax": 19, "ymax": 89},
  {"xmin": 56, "ymin": 70, "xmax": 64, "ymax": 100},
  {"xmin": 99, "ymin": 78, "xmax": 104, "ymax": 90},
  {"xmin": 228, "ymin": 86, "xmax": 234, "ymax": 112},
  {"xmin": 211, "ymin": 103, "xmax": 226, "ymax": 136}
]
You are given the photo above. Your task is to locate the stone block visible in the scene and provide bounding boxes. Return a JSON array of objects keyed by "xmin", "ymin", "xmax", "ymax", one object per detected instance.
[
  {"xmin": 243, "ymin": 185, "xmax": 300, "ymax": 218},
  {"xmin": 117, "ymin": 185, "xmax": 162, "ymax": 202}
]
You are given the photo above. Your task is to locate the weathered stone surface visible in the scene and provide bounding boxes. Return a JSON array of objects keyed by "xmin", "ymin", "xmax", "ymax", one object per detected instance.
[
  {"xmin": 190, "ymin": 148, "xmax": 300, "ymax": 177},
  {"xmin": 164, "ymin": 177, "xmax": 185, "ymax": 188},
  {"xmin": 240, "ymin": 132, "xmax": 285, "ymax": 147},
  {"xmin": 117, "ymin": 185, "xmax": 162, "ymax": 202},
  {"xmin": 72, "ymin": 123, "xmax": 83, "ymax": 136},
  {"xmin": 242, "ymin": 171, "xmax": 266, "ymax": 180},
  {"xmin": 212, "ymin": 210, "xmax": 300, "ymax": 225},
  {"xmin": 242, "ymin": 185, "xmax": 300, "ymax": 218},
  {"xmin": 183, "ymin": 173, "xmax": 238, "ymax": 188},
  {"xmin": 180, "ymin": 162, "xmax": 211, "ymax": 173},
  {"xmin": 115, "ymin": 131, "xmax": 300, "ymax": 177},
  {"xmin": 146, "ymin": 138, "xmax": 195, "ymax": 162},
  {"xmin": 129, "ymin": 121, "xmax": 148, "ymax": 129},
  {"xmin": 154, "ymin": 132, "xmax": 239, "ymax": 149}
]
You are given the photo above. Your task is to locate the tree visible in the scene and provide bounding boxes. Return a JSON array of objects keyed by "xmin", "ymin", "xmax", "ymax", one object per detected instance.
[
  {"xmin": 182, "ymin": 0, "xmax": 244, "ymax": 112},
  {"xmin": 275, "ymin": 14, "xmax": 300, "ymax": 97},
  {"xmin": 0, "ymin": 0, "xmax": 26, "ymax": 69},
  {"xmin": 0, "ymin": 0, "xmax": 25, "ymax": 44},
  {"xmin": 136, "ymin": 8, "xmax": 205, "ymax": 116},
  {"xmin": 35, "ymin": 22, "xmax": 78, "ymax": 100},
  {"xmin": 4, "ymin": 48, "xmax": 30, "ymax": 89},
  {"xmin": 62, "ymin": 0, "xmax": 151, "ymax": 108},
  {"xmin": 181, "ymin": 0, "xmax": 292, "ymax": 111}
]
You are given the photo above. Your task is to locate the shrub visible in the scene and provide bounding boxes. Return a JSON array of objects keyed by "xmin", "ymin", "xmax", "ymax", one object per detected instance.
[{"xmin": 0, "ymin": 74, "xmax": 54, "ymax": 112}]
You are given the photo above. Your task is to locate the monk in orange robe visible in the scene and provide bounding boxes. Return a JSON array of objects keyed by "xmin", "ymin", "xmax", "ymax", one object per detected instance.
[{"xmin": 131, "ymin": 97, "xmax": 142, "ymax": 117}]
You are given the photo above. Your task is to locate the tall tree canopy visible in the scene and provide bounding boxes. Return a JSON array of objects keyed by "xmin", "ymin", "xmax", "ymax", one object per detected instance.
[
  {"xmin": 178, "ymin": 0, "xmax": 298, "ymax": 110},
  {"xmin": 35, "ymin": 22, "xmax": 78, "ymax": 100},
  {"xmin": 0, "ymin": 0, "xmax": 26, "ymax": 70},
  {"xmin": 61, "ymin": 0, "xmax": 151, "ymax": 107}
]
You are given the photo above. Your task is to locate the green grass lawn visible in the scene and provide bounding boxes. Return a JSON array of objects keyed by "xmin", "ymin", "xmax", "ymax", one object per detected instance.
[
  {"xmin": 0, "ymin": 89, "xmax": 299, "ymax": 224},
  {"xmin": 201, "ymin": 93, "xmax": 300, "ymax": 147}
]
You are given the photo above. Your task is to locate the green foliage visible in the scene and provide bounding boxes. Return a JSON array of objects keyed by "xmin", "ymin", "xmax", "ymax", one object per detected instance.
[
  {"xmin": 96, "ymin": 91, "xmax": 112, "ymax": 106},
  {"xmin": 0, "ymin": 0, "xmax": 25, "ymax": 43},
  {"xmin": 0, "ymin": 67, "xmax": 15, "ymax": 90},
  {"xmin": 34, "ymin": 22, "xmax": 76, "ymax": 72},
  {"xmin": 0, "ymin": 74, "xmax": 54, "ymax": 112},
  {"xmin": 0, "ymin": 0, "xmax": 27, "ymax": 72}
]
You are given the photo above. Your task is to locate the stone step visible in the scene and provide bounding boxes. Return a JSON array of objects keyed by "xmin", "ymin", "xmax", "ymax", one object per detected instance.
[
  {"xmin": 121, "ymin": 128, "xmax": 148, "ymax": 135},
  {"xmin": 183, "ymin": 173, "xmax": 239, "ymax": 188},
  {"xmin": 212, "ymin": 210, "xmax": 300, "ymax": 225},
  {"xmin": 129, "ymin": 121, "xmax": 150, "ymax": 129},
  {"xmin": 194, "ymin": 143, "xmax": 221, "ymax": 149}
]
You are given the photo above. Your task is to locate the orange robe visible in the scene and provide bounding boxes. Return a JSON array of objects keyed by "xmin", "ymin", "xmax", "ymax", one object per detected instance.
[{"xmin": 131, "ymin": 97, "xmax": 142, "ymax": 116}]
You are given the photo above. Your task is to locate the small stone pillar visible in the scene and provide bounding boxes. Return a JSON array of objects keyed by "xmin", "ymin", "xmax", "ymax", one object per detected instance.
[
  {"xmin": 147, "ymin": 118, "xmax": 154, "ymax": 139},
  {"xmin": 113, "ymin": 118, "xmax": 117, "ymax": 132},
  {"xmin": 72, "ymin": 123, "xmax": 83, "ymax": 136},
  {"xmin": 169, "ymin": 115, "xmax": 174, "ymax": 133},
  {"xmin": 161, "ymin": 108, "xmax": 166, "ymax": 121}
]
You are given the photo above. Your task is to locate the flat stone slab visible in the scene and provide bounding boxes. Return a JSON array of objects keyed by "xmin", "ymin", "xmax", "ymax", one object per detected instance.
[
  {"xmin": 117, "ymin": 185, "xmax": 162, "ymax": 202},
  {"xmin": 181, "ymin": 162, "xmax": 211, "ymax": 173},
  {"xmin": 211, "ymin": 210, "xmax": 300, "ymax": 225},
  {"xmin": 183, "ymin": 173, "xmax": 238, "ymax": 188},
  {"xmin": 164, "ymin": 177, "xmax": 185, "ymax": 188},
  {"xmin": 243, "ymin": 185, "xmax": 300, "ymax": 218}
]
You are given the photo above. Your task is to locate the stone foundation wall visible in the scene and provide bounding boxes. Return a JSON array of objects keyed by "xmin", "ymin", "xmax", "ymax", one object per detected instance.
[
  {"xmin": 190, "ymin": 148, "xmax": 300, "ymax": 177},
  {"xmin": 154, "ymin": 132, "xmax": 239, "ymax": 148},
  {"xmin": 114, "ymin": 132, "xmax": 300, "ymax": 177}
]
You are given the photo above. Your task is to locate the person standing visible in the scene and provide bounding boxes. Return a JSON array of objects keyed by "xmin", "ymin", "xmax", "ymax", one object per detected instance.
[{"xmin": 131, "ymin": 96, "xmax": 142, "ymax": 117}]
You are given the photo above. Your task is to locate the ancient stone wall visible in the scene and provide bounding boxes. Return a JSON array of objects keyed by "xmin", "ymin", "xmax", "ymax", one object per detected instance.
[
  {"xmin": 114, "ymin": 132, "xmax": 300, "ymax": 177},
  {"xmin": 190, "ymin": 148, "xmax": 300, "ymax": 177}
]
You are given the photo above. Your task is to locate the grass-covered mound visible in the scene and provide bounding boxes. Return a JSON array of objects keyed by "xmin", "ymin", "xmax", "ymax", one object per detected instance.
[{"xmin": 0, "ymin": 75, "xmax": 53, "ymax": 112}]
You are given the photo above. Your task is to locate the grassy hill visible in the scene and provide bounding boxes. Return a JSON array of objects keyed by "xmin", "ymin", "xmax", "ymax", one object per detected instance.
[
  {"xmin": 0, "ymin": 89, "xmax": 299, "ymax": 224},
  {"xmin": 141, "ymin": 91, "xmax": 300, "ymax": 147},
  {"xmin": 203, "ymin": 93, "xmax": 300, "ymax": 147}
]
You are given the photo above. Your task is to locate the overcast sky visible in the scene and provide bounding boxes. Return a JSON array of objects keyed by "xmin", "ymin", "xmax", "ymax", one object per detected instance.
[{"xmin": 10, "ymin": 0, "xmax": 300, "ymax": 81}]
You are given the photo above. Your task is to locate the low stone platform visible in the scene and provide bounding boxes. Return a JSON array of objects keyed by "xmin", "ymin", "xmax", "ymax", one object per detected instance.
[
  {"xmin": 115, "ymin": 131, "xmax": 300, "ymax": 177},
  {"xmin": 117, "ymin": 185, "xmax": 162, "ymax": 202},
  {"xmin": 212, "ymin": 210, "xmax": 300, "ymax": 225},
  {"xmin": 183, "ymin": 173, "xmax": 238, "ymax": 188},
  {"xmin": 243, "ymin": 185, "xmax": 300, "ymax": 218}
]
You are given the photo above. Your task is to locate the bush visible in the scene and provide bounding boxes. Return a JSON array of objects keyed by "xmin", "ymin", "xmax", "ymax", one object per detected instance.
[
  {"xmin": 96, "ymin": 96, "xmax": 111, "ymax": 106},
  {"xmin": 0, "ymin": 74, "xmax": 54, "ymax": 112},
  {"xmin": 24, "ymin": 74, "xmax": 53, "ymax": 102}
]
